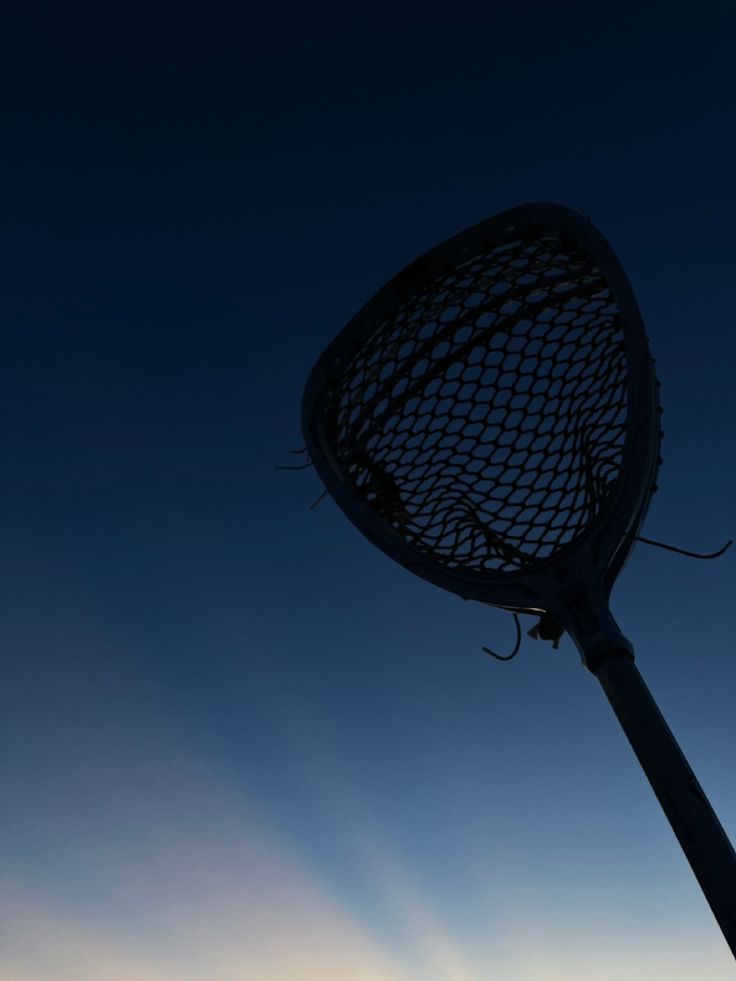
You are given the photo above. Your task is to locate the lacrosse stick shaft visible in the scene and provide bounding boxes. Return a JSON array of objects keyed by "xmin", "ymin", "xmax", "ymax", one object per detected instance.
[{"xmin": 595, "ymin": 655, "xmax": 736, "ymax": 958}]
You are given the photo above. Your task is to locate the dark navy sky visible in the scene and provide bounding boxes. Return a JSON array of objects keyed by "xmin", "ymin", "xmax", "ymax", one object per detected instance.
[{"xmin": 2, "ymin": 3, "xmax": 735, "ymax": 978}]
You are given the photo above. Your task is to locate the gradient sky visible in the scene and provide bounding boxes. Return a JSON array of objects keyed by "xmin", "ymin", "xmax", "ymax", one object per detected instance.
[{"xmin": 2, "ymin": 3, "xmax": 736, "ymax": 978}]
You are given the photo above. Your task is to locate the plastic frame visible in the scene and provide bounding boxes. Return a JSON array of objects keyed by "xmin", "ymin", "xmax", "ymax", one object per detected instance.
[{"xmin": 302, "ymin": 203, "xmax": 661, "ymax": 669}]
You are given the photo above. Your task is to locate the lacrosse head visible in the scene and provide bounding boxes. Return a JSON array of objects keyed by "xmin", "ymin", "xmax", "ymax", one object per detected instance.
[{"xmin": 302, "ymin": 204, "xmax": 661, "ymax": 670}]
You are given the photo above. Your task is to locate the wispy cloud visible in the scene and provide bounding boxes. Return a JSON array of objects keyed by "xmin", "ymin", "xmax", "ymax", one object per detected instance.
[
  {"xmin": 0, "ymin": 739, "xmax": 417, "ymax": 981},
  {"xmin": 2, "ymin": 684, "xmax": 732, "ymax": 980}
]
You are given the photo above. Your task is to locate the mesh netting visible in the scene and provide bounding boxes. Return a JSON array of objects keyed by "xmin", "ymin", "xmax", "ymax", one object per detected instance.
[{"xmin": 323, "ymin": 235, "xmax": 628, "ymax": 573}]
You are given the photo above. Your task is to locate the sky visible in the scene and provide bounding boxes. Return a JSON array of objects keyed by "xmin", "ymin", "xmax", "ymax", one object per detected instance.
[{"xmin": 2, "ymin": 2, "xmax": 736, "ymax": 978}]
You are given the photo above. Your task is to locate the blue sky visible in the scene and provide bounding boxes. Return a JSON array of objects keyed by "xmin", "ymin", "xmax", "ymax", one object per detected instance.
[{"xmin": 2, "ymin": 2, "xmax": 736, "ymax": 977}]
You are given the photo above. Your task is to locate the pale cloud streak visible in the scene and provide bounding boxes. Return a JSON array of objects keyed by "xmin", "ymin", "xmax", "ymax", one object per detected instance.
[{"xmin": 2, "ymin": 682, "xmax": 732, "ymax": 980}]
